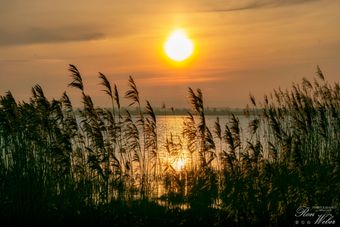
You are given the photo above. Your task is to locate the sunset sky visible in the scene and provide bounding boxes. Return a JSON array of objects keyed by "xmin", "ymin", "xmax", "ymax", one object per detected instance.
[{"xmin": 1, "ymin": 0, "xmax": 339, "ymax": 108}]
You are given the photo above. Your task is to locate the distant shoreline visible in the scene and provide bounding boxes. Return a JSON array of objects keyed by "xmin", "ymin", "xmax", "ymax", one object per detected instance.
[{"xmin": 80, "ymin": 107, "xmax": 250, "ymax": 116}]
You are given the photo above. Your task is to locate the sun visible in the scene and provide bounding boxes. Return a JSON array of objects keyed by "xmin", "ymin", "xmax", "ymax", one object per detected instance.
[{"xmin": 164, "ymin": 29, "xmax": 194, "ymax": 62}]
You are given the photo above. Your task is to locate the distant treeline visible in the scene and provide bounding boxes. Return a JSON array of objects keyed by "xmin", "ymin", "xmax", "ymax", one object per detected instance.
[{"xmin": 91, "ymin": 106, "xmax": 248, "ymax": 116}]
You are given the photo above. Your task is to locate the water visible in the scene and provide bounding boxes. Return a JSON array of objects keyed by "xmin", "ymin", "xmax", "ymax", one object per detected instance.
[
  {"xmin": 144, "ymin": 114, "xmax": 251, "ymax": 200},
  {"xmin": 156, "ymin": 114, "xmax": 249, "ymax": 142},
  {"xmin": 154, "ymin": 114, "xmax": 250, "ymax": 171}
]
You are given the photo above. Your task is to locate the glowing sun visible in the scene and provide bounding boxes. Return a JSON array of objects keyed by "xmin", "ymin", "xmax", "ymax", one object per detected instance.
[{"xmin": 164, "ymin": 29, "xmax": 194, "ymax": 62}]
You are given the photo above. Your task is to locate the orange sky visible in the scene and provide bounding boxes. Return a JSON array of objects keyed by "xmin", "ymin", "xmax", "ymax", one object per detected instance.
[{"xmin": 1, "ymin": 0, "xmax": 340, "ymax": 108}]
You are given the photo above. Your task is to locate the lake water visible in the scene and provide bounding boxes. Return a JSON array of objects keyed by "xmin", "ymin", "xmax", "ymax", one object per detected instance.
[{"xmin": 154, "ymin": 114, "xmax": 250, "ymax": 171}]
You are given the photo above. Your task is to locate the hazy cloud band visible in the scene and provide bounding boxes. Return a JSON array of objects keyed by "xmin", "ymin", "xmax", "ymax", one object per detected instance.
[
  {"xmin": 0, "ymin": 25, "xmax": 105, "ymax": 46},
  {"xmin": 195, "ymin": 0, "xmax": 320, "ymax": 13}
]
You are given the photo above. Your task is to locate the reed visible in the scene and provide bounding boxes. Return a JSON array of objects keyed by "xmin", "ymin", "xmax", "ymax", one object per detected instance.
[{"xmin": 0, "ymin": 65, "xmax": 338, "ymax": 226}]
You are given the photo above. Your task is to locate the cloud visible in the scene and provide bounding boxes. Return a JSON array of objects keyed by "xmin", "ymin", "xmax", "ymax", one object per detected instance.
[
  {"xmin": 0, "ymin": 25, "xmax": 105, "ymax": 46},
  {"xmin": 194, "ymin": 0, "xmax": 321, "ymax": 13}
]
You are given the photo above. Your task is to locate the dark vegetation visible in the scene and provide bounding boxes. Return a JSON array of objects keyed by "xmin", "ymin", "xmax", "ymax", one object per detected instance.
[{"xmin": 0, "ymin": 65, "xmax": 339, "ymax": 226}]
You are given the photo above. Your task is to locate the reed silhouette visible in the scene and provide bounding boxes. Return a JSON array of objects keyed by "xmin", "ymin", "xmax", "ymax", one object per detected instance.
[{"xmin": 0, "ymin": 65, "xmax": 338, "ymax": 226}]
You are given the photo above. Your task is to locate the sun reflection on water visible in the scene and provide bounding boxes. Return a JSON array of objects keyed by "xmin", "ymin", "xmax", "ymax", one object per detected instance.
[{"xmin": 172, "ymin": 158, "xmax": 186, "ymax": 171}]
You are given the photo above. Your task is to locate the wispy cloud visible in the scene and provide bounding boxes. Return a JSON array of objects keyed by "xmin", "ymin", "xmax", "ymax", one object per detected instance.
[
  {"xmin": 195, "ymin": 0, "xmax": 321, "ymax": 13},
  {"xmin": 0, "ymin": 25, "xmax": 105, "ymax": 46}
]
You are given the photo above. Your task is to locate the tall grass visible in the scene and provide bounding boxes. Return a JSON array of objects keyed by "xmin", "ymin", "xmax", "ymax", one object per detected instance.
[{"xmin": 0, "ymin": 65, "xmax": 338, "ymax": 226}]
